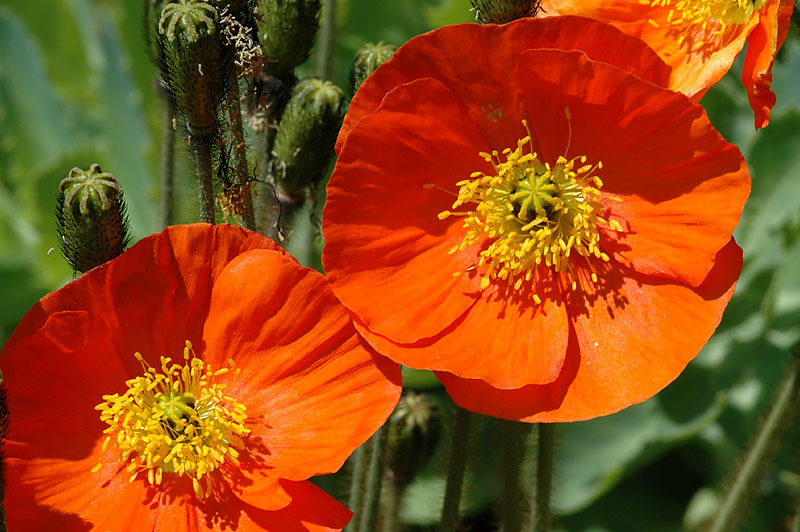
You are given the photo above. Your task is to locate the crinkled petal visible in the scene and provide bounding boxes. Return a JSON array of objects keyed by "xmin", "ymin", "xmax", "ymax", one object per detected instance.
[
  {"xmin": 516, "ymin": 49, "xmax": 749, "ymax": 286},
  {"xmin": 204, "ymin": 248, "xmax": 402, "ymax": 481},
  {"xmin": 439, "ymin": 239, "xmax": 742, "ymax": 422}
]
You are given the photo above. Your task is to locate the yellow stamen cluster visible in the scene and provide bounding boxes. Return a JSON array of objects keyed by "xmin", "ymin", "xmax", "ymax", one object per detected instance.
[
  {"xmin": 641, "ymin": 0, "xmax": 765, "ymax": 48},
  {"xmin": 439, "ymin": 119, "xmax": 622, "ymax": 303},
  {"xmin": 94, "ymin": 341, "xmax": 249, "ymax": 499}
]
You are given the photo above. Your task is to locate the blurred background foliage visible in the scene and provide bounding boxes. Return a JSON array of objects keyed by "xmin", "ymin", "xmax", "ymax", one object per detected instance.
[{"xmin": 0, "ymin": 1, "xmax": 798, "ymax": 531}]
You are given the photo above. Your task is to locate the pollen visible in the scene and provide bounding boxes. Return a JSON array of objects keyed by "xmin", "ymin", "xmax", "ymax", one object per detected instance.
[
  {"xmin": 94, "ymin": 341, "xmax": 249, "ymax": 499},
  {"xmin": 440, "ymin": 118, "xmax": 622, "ymax": 302},
  {"xmin": 642, "ymin": 0, "xmax": 765, "ymax": 47}
]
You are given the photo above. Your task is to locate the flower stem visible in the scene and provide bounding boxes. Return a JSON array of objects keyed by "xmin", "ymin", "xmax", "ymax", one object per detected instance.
[
  {"xmin": 227, "ymin": 82, "xmax": 256, "ymax": 231},
  {"xmin": 531, "ymin": 423, "xmax": 554, "ymax": 532},
  {"xmin": 359, "ymin": 424, "xmax": 390, "ymax": 532},
  {"xmin": 439, "ymin": 406, "xmax": 472, "ymax": 532},
  {"xmin": 190, "ymin": 129, "xmax": 217, "ymax": 224},
  {"xmin": 502, "ymin": 420, "xmax": 525, "ymax": 532},
  {"xmin": 316, "ymin": 0, "xmax": 336, "ymax": 79},
  {"xmin": 345, "ymin": 444, "xmax": 371, "ymax": 532},
  {"xmin": 707, "ymin": 351, "xmax": 800, "ymax": 532},
  {"xmin": 157, "ymin": 81, "xmax": 176, "ymax": 228},
  {"xmin": 381, "ymin": 478, "xmax": 402, "ymax": 532}
]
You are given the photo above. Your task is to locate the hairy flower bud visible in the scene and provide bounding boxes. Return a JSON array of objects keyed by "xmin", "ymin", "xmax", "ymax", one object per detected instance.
[
  {"xmin": 157, "ymin": 0, "xmax": 234, "ymax": 129},
  {"xmin": 387, "ymin": 392, "xmax": 440, "ymax": 486},
  {"xmin": 351, "ymin": 41, "xmax": 396, "ymax": 91},
  {"xmin": 256, "ymin": 0, "xmax": 320, "ymax": 79},
  {"xmin": 272, "ymin": 78, "xmax": 344, "ymax": 199},
  {"xmin": 470, "ymin": 0, "xmax": 541, "ymax": 23},
  {"xmin": 56, "ymin": 164, "xmax": 131, "ymax": 274}
]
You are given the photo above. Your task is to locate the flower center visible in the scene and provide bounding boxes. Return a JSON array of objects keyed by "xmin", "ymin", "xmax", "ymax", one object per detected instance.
[
  {"xmin": 93, "ymin": 341, "xmax": 249, "ymax": 499},
  {"xmin": 643, "ymin": 0, "xmax": 765, "ymax": 48},
  {"xmin": 438, "ymin": 118, "xmax": 622, "ymax": 304}
]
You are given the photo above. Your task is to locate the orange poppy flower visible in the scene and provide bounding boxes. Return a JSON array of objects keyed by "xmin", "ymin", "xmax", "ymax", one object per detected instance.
[
  {"xmin": 0, "ymin": 224, "xmax": 401, "ymax": 531},
  {"xmin": 539, "ymin": 0, "xmax": 794, "ymax": 129},
  {"xmin": 323, "ymin": 18, "xmax": 749, "ymax": 422}
]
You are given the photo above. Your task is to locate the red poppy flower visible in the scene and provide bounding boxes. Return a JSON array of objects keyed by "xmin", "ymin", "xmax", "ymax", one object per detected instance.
[
  {"xmin": 539, "ymin": 0, "xmax": 794, "ymax": 129},
  {"xmin": 0, "ymin": 224, "xmax": 401, "ymax": 531},
  {"xmin": 323, "ymin": 18, "xmax": 748, "ymax": 422}
]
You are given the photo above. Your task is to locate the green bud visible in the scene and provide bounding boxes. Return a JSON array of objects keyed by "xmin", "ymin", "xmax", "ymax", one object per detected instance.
[
  {"xmin": 157, "ymin": 0, "xmax": 234, "ymax": 129},
  {"xmin": 351, "ymin": 41, "xmax": 396, "ymax": 91},
  {"xmin": 145, "ymin": 0, "xmax": 170, "ymax": 63},
  {"xmin": 256, "ymin": 0, "xmax": 321, "ymax": 79},
  {"xmin": 272, "ymin": 78, "xmax": 344, "ymax": 199},
  {"xmin": 56, "ymin": 164, "xmax": 131, "ymax": 274},
  {"xmin": 387, "ymin": 392, "xmax": 440, "ymax": 486},
  {"xmin": 470, "ymin": 0, "xmax": 541, "ymax": 24}
]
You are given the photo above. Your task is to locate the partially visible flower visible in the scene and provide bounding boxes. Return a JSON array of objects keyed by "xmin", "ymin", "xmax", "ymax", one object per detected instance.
[
  {"xmin": 0, "ymin": 224, "xmax": 401, "ymax": 531},
  {"xmin": 323, "ymin": 18, "xmax": 748, "ymax": 422},
  {"xmin": 539, "ymin": 0, "xmax": 794, "ymax": 128}
]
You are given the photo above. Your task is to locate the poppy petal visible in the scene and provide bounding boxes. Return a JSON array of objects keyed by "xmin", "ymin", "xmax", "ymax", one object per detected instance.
[
  {"xmin": 438, "ymin": 239, "xmax": 742, "ymax": 421},
  {"xmin": 204, "ymin": 248, "xmax": 402, "ymax": 480},
  {"xmin": 337, "ymin": 16, "xmax": 672, "ymax": 152},
  {"xmin": 742, "ymin": 0, "xmax": 794, "ymax": 128},
  {"xmin": 515, "ymin": 48, "xmax": 749, "ymax": 286},
  {"xmin": 352, "ymin": 278, "xmax": 569, "ymax": 388},
  {"xmin": 324, "ymin": 77, "xmax": 491, "ymax": 343}
]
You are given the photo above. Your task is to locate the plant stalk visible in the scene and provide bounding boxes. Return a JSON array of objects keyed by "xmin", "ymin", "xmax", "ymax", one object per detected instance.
[
  {"xmin": 502, "ymin": 420, "xmax": 525, "ymax": 532},
  {"xmin": 531, "ymin": 423, "xmax": 554, "ymax": 532},
  {"xmin": 226, "ymin": 82, "xmax": 256, "ymax": 230},
  {"xmin": 191, "ymin": 131, "xmax": 216, "ymax": 224},
  {"xmin": 707, "ymin": 352, "xmax": 800, "ymax": 532},
  {"xmin": 344, "ymin": 444, "xmax": 371, "ymax": 532},
  {"xmin": 157, "ymin": 81, "xmax": 176, "ymax": 228},
  {"xmin": 439, "ymin": 406, "xmax": 472, "ymax": 532},
  {"xmin": 359, "ymin": 424, "xmax": 390, "ymax": 532},
  {"xmin": 316, "ymin": 0, "xmax": 337, "ymax": 79}
]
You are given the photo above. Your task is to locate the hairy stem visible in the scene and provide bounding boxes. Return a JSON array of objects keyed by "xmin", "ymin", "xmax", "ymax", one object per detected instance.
[
  {"xmin": 227, "ymin": 82, "xmax": 256, "ymax": 230},
  {"xmin": 192, "ymin": 131, "xmax": 216, "ymax": 224},
  {"xmin": 502, "ymin": 420, "xmax": 525, "ymax": 532},
  {"xmin": 439, "ymin": 407, "xmax": 472, "ymax": 532},
  {"xmin": 359, "ymin": 424, "xmax": 390, "ymax": 532},
  {"xmin": 344, "ymin": 444, "xmax": 371, "ymax": 532},
  {"xmin": 316, "ymin": 0, "xmax": 336, "ymax": 79},
  {"xmin": 157, "ymin": 81, "xmax": 176, "ymax": 228},
  {"xmin": 531, "ymin": 424, "xmax": 554, "ymax": 532},
  {"xmin": 707, "ymin": 352, "xmax": 800, "ymax": 532}
]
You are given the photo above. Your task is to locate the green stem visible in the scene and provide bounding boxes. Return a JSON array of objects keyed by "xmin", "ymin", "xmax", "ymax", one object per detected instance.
[
  {"xmin": 316, "ymin": 0, "xmax": 336, "ymax": 79},
  {"xmin": 345, "ymin": 444, "xmax": 371, "ymax": 532},
  {"xmin": 192, "ymin": 131, "xmax": 216, "ymax": 224},
  {"xmin": 439, "ymin": 407, "xmax": 472, "ymax": 532},
  {"xmin": 532, "ymin": 423, "xmax": 554, "ymax": 532},
  {"xmin": 502, "ymin": 420, "xmax": 525, "ymax": 532},
  {"xmin": 227, "ymin": 82, "xmax": 256, "ymax": 231},
  {"xmin": 381, "ymin": 479, "xmax": 402, "ymax": 532},
  {"xmin": 359, "ymin": 424, "xmax": 390, "ymax": 532},
  {"xmin": 157, "ymin": 81, "xmax": 176, "ymax": 228},
  {"xmin": 707, "ymin": 353, "xmax": 800, "ymax": 532}
]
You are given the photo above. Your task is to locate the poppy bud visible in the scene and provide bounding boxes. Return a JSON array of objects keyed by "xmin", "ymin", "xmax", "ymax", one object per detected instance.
[
  {"xmin": 351, "ymin": 41, "xmax": 396, "ymax": 91},
  {"xmin": 256, "ymin": 0, "xmax": 320, "ymax": 79},
  {"xmin": 272, "ymin": 78, "xmax": 344, "ymax": 199},
  {"xmin": 470, "ymin": 0, "xmax": 541, "ymax": 24},
  {"xmin": 387, "ymin": 392, "xmax": 440, "ymax": 486},
  {"xmin": 145, "ymin": 0, "xmax": 170, "ymax": 63},
  {"xmin": 56, "ymin": 164, "xmax": 131, "ymax": 274},
  {"xmin": 157, "ymin": 0, "xmax": 234, "ymax": 129}
]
